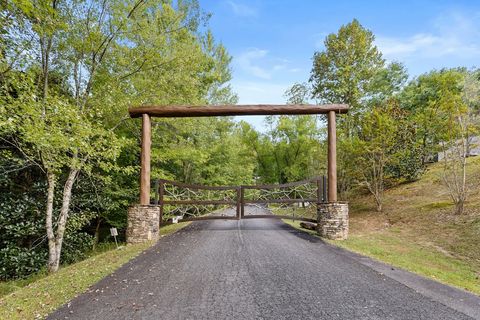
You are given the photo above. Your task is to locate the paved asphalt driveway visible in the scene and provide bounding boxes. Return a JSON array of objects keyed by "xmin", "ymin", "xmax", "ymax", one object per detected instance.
[{"xmin": 49, "ymin": 206, "xmax": 480, "ymax": 320}]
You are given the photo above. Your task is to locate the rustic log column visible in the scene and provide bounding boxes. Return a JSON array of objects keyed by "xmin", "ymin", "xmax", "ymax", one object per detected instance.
[
  {"xmin": 327, "ymin": 110, "xmax": 337, "ymax": 202},
  {"xmin": 140, "ymin": 114, "xmax": 151, "ymax": 205}
]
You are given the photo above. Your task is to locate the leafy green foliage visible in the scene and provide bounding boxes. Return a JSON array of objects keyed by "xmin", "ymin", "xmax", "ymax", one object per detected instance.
[
  {"xmin": 152, "ymin": 117, "xmax": 254, "ymax": 185},
  {"xmin": 284, "ymin": 82, "xmax": 313, "ymax": 105},
  {"xmin": 310, "ymin": 19, "xmax": 384, "ymax": 112},
  {"xmin": 0, "ymin": 174, "xmax": 46, "ymax": 279},
  {"xmin": 242, "ymin": 115, "xmax": 325, "ymax": 184},
  {"xmin": 346, "ymin": 100, "xmax": 425, "ymax": 210},
  {"xmin": 0, "ymin": 246, "xmax": 47, "ymax": 280},
  {"xmin": 0, "ymin": 0, "xmax": 242, "ymax": 278},
  {"xmin": 400, "ymin": 69, "xmax": 466, "ymax": 163}
]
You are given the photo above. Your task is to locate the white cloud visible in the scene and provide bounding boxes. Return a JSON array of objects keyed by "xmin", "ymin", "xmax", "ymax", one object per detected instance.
[
  {"xmin": 376, "ymin": 33, "xmax": 480, "ymax": 59},
  {"xmin": 234, "ymin": 48, "xmax": 301, "ymax": 80},
  {"xmin": 235, "ymin": 48, "xmax": 271, "ymax": 79},
  {"xmin": 376, "ymin": 11, "xmax": 480, "ymax": 61},
  {"xmin": 226, "ymin": 1, "xmax": 258, "ymax": 17}
]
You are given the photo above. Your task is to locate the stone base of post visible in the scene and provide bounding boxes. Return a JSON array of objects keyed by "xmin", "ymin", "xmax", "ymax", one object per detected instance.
[
  {"xmin": 126, "ymin": 205, "xmax": 160, "ymax": 244},
  {"xmin": 317, "ymin": 202, "xmax": 349, "ymax": 240}
]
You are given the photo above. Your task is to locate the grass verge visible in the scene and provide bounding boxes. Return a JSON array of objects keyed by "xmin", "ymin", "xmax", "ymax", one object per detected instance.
[
  {"xmin": 0, "ymin": 222, "xmax": 190, "ymax": 320},
  {"xmin": 331, "ymin": 231, "xmax": 480, "ymax": 295},
  {"xmin": 283, "ymin": 216, "xmax": 480, "ymax": 296}
]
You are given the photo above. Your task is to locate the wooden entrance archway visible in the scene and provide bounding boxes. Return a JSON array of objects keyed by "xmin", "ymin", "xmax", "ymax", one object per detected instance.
[
  {"xmin": 126, "ymin": 104, "xmax": 350, "ymax": 244},
  {"xmin": 128, "ymin": 104, "xmax": 349, "ymax": 205}
]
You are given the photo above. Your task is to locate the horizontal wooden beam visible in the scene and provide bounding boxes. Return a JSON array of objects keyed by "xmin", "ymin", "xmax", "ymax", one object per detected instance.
[
  {"xmin": 129, "ymin": 104, "xmax": 349, "ymax": 118},
  {"xmin": 243, "ymin": 198, "xmax": 318, "ymax": 204},
  {"xmin": 160, "ymin": 214, "xmax": 317, "ymax": 224},
  {"xmin": 241, "ymin": 215, "xmax": 317, "ymax": 223},
  {"xmin": 177, "ymin": 216, "xmax": 238, "ymax": 222},
  {"xmin": 241, "ymin": 177, "xmax": 320, "ymax": 190},
  {"xmin": 158, "ymin": 179, "xmax": 238, "ymax": 191},
  {"xmin": 163, "ymin": 200, "xmax": 237, "ymax": 205}
]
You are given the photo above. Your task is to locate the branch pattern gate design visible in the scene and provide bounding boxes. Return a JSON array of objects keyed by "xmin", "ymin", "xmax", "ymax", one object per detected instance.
[{"xmin": 153, "ymin": 177, "xmax": 328, "ymax": 224}]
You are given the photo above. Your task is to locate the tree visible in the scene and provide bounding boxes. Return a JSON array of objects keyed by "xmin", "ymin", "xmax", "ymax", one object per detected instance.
[
  {"xmin": 242, "ymin": 116, "xmax": 325, "ymax": 184},
  {"xmin": 308, "ymin": 19, "xmax": 393, "ymax": 197},
  {"xmin": 401, "ymin": 70, "xmax": 463, "ymax": 165},
  {"xmin": 4, "ymin": 71, "xmax": 121, "ymax": 272},
  {"xmin": 284, "ymin": 82, "xmax": 313, "ymax": 105},
  {"xmin": 402, "ymin": 69, "xmax": 474, "ymax": 214},
  {"xmin": 440, "ymin": 109, "xmax": 468, "ymax": 215},
  {"xmin": 461, "ymin": 69, "xmax": 480, "ymax": 156},
  {"xmin": 369, "ymin": 62, "xmax": 409, "ymax": 102},
  {"xmin": 151, "ymin": 117, "xmax": 254, "ymax": 185},
  {"xmin": 1, "ymin": 0, "xmax": 238, "ymax": 274},
  {"xmin": 309, "ymin": 19, "xmax": 384, "ymax": 115},
  {"xmin": 438, "ymin": 70, "xmax": 478, "ymax": 215},
  {"xmin": 349, "ymin": 101, "xmax": 397, "ymax": 212}
]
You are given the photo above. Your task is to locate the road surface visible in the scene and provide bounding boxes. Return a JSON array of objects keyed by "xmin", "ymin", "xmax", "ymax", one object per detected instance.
[{"xmin": 49, "ymin": 206, "xmax": 480, "ymax": 320}]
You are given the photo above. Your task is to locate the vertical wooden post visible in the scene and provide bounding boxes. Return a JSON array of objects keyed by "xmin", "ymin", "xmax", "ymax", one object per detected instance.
[
  {"xmin": 140, "ymin": 114, "xmax": 151, "ymax": 205},
  {"xmin": 316, "ymin": 177, "xmax": 322, "ymax": 222},
  {"xmin": 159, "ymin": 181, "xmax": 164, "ymax": 225},
  {"xmin": 236, "ymin": 187, "xmax": 241, "ymax": 220},
  {"xmin": 316, "ymin": 177, "xmax": 322, "ymax": 204},
  {"xmin": 327, "ymin": 111, "xmax": 337, "ymax": 202},
  {"xmin": 322, "ymin": 176, "xmax": 327, "ymax": 202},
  {"xmin": 154, "ymin": 180, "xmax": 159, "ymax": 205},
  {"xmin": 240, "ymin": 187, "xmax": 245, "ymax": 218}
]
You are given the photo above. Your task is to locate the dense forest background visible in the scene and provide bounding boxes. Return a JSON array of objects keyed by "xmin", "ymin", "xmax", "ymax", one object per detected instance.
[{"xmin": 1, "ymin": 1, "xmax": 479, "ymax": 279}]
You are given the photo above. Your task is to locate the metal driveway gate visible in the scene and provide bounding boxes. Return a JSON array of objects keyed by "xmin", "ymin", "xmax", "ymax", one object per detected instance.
[{"xmin": 154, "ymin": 176, "xmax": 327, "ymax": 224}]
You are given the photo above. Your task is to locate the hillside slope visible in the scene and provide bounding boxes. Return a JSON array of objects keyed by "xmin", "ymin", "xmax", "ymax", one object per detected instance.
[{"xmin": 339, "ymin": 157, "xmax": 480, "ymax": 294}]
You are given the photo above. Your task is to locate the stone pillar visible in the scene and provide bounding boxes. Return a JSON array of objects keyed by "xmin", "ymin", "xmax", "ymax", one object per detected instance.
[
  {"xmin": 127, "ymin": 205, "xmax": 160, "ymax": 244},
  {"xmin": 317, "ymin": 202, "xmax": 349, "ymax": 240}
]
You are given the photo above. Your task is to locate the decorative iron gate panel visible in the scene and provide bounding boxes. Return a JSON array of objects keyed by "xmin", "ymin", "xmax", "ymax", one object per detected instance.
[
  {"xmin": 241, "ymin": 177, "xmax": 326, "ymax": 223},
  {"xmin": 154, "ymin": 177, "xmax": 327, "ymax": 224}
]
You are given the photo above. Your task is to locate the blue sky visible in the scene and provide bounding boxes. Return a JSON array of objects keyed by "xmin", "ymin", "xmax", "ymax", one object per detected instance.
[{"xmin": 200, "ymin": 1, "xmax": 480, "ymax": 129}]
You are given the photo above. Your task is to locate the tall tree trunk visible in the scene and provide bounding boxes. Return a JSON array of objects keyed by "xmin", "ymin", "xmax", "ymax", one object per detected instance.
[
  {"xmin": 46, "ymin": 168, "xmax": 79, "ymax": 273},
  {"xmin": 456, "ymin": 129, "xmax": 468, "ymax": 215},
  {"xmin": 455, "ymin": 201, "xmax": 464, "ymax": 215},
  {"xmin": 46, "ymin": 171, "xmax": 57, "ymax": 273},
  {"xmin": 441, "ymin": 117, "xmax": 468, "ymax": 215}
]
